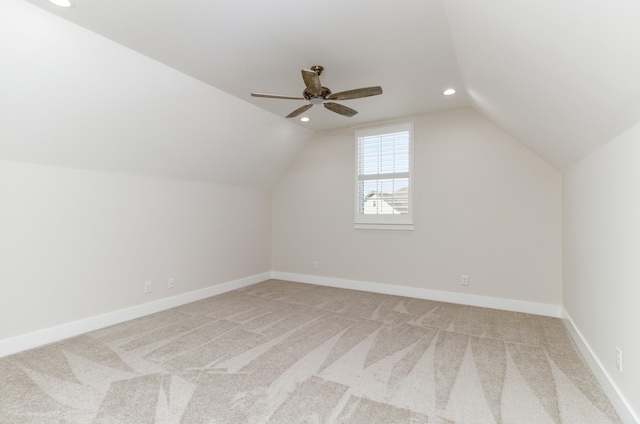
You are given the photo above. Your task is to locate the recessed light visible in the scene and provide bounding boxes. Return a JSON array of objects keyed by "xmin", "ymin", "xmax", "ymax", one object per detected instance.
[
  {"xmin": 300, "ymin": 117, "xmax": 310, "ymax": 122},
  {"xmin": 443, "ymin": 88, "xmax": 456, "ymax": 96},
  {"xmin": 48, "ymin": 0, "xmax": 73, "ymax": 7}
]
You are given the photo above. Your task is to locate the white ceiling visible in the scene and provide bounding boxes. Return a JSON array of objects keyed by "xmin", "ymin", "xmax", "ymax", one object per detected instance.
[
  {"xmin": 13, "ymin": 0, "xmax": 640, "ymax": 170},
  {"xmin": 20, "ymin": 0, "xmax": 468, "ymax": 131}
]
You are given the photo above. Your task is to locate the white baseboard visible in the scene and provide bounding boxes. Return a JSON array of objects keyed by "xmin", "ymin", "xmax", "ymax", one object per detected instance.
[
  {"xmin": 270, "ymin": 271, "xmax": 562, "ymax": 317},
  {"xmin": 0, "ymin": 272, "xmax": 270, "ymax": 358},
  {"xmin": 272, "ymin": 272, "xmax": 637, "ymax": 421},
  {"xmin": 0, "ymin": 271, "xmax": 561, "ymax": 358},
  {"xmin": 3, "ymin": 271, "xmax": 634, "ymax": 422},
  {"xmin": 563, "ymin": 309, "xmax": 639, "ymax": 424}
]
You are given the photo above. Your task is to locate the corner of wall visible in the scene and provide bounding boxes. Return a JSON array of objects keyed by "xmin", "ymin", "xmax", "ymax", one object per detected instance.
[{"xmin": 563, "ymin": 308, "xmax": 639, "ymax": 424}]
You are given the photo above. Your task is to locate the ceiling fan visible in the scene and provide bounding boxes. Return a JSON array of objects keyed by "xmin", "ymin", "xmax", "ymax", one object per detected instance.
[{"xmin": 251, "ymin": 66, "xmax": 383, "ymax": 118}]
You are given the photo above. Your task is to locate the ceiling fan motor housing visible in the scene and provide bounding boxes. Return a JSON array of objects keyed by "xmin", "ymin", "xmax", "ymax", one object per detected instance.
[{"xmin": 304, "ymin": 87, "xmax": 332, "ymax": 104}]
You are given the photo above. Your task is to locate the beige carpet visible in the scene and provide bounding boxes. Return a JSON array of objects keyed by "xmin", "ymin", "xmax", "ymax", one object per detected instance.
[{"xmin": 0, "ymin": 279, "xmax": 621, "ymax": 423}]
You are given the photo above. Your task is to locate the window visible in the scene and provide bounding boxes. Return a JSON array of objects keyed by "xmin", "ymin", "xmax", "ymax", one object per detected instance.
[{"xmin": 355, "ymin": 122, "xmax": 413, "ymax": 230}]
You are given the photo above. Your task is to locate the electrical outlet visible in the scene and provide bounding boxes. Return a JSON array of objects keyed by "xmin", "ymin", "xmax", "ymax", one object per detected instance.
[
  {"xmin": 461, "ymin": 275, "xmax": 469, "ymax": 286},
  {"xmin": 144, "ymin": 281, "xmax": 152, "ymax": 294},
  {"xmin": 168, "ymin": 277, "xmax": 175, "ymax": 289},
  {"xmin": 616, "ymin": 347, "xmax": 622, "ymax": 372},
  {"xmin": 312, "ymin": 261, "xmax": 319, "ymax": 270}
]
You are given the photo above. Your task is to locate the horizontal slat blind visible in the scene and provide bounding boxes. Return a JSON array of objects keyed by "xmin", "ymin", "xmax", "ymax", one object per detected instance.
[{"xmin": 356, "ymin": 123, "xmax": 412, "ymax": 220}]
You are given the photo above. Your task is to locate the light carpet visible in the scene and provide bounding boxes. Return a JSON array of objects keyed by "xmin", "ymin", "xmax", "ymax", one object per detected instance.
[{"xmin": 0, "ymin": 279, "xmax": 622, "ymax": 423}]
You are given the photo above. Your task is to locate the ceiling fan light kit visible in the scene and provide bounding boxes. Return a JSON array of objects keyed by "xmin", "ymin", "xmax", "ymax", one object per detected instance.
[{"xmin": 251, "ymin": 65, "xmax": 383, "ymax": 118}]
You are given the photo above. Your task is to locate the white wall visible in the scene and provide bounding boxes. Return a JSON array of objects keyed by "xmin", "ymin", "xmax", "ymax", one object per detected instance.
[
  {"xmin": 0, "ymin": 0, "xmax": 291, "ymax": 350},
  {"xmin": 0, "ymin": 160, "xmax": 271, "ymax": 341},
  {"xmin": 272, "ymin": 108, "xmax": 562, "ymax": 306},
  {"xmin": 563, "ymin": 122, "xmax": 640, "ymax": 421}
]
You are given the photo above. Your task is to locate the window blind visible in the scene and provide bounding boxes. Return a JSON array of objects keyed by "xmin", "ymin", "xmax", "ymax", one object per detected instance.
[{"xmin": 355, "ymin": 122, "xmax": 413, "ymax": 228}]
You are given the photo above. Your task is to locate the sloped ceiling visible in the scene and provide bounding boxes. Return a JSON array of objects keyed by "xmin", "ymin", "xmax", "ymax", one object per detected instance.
[
  {"xmin": 0, "ymin": 0, "xmax": 313, "ymax": 188},
  {"xmin": 444, "ymin": 0, "xmax": 640, "ymax": 169},
  {"xmin": 5, "ymin": 0, "xmax": 640, "ymax": 179}
]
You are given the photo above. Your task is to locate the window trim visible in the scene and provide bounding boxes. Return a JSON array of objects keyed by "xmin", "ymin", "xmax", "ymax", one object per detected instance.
[{"xmin": 354, "ymin": 122, "xmax": 414, "ymax": 230}]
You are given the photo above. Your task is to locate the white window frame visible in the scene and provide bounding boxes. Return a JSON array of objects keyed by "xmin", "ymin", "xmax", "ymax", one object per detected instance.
[{"xmin": 354, "ymin": 122, "xmax": 414, "ymax": 231}]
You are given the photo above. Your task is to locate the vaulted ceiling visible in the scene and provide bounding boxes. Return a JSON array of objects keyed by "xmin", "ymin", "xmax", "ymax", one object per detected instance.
[{"xmin": 6, "ymin": 0, "xmax": 640, "ymax": 179}]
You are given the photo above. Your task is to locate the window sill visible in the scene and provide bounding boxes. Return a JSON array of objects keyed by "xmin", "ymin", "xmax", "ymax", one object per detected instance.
[{"xmin": 354, "ymin": 223, "xmax": 414, "ymax": 231}]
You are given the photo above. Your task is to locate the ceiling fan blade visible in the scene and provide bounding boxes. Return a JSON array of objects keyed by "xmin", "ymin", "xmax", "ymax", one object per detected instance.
[
  {"xmin": 301, "ymin": 69, "xmax": 322, "ymax": 97},
  {"xmin": 251, "ymin": 93, "xmax": 305, "ymax": 100},
  {"xmin": 324, "ymin": 102, "xmax": 358, "ymax": 117},
  {"xmin": 286, "ymin": 103, "xmax": 313, "ymax": 118},
  {"xmin": 327, "ymin": 86, "xmax": 383, "ymax": 101}
]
